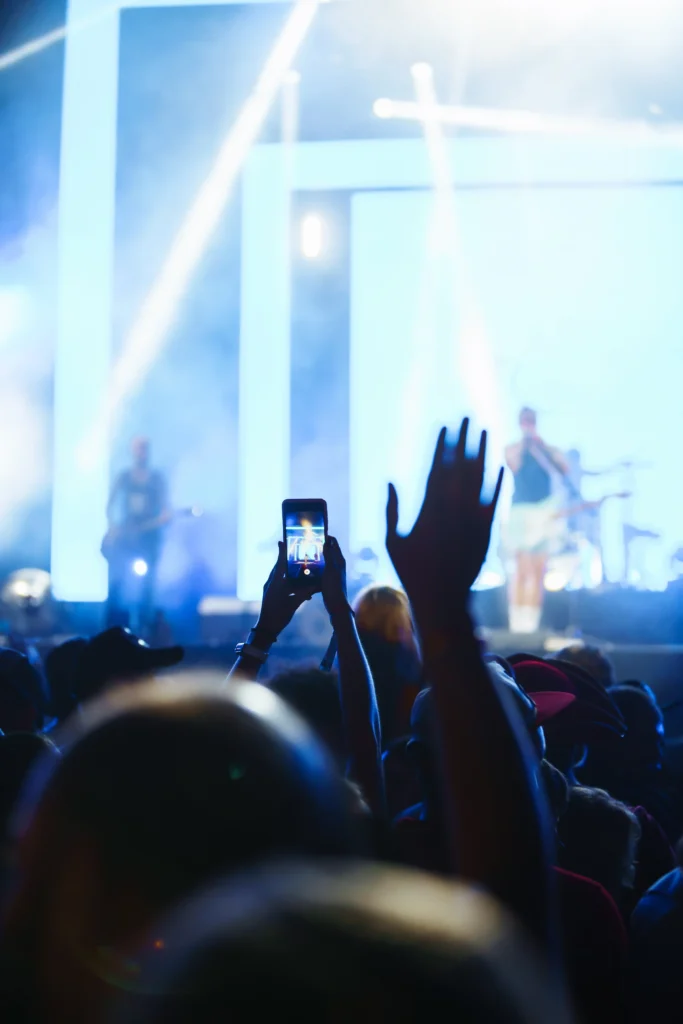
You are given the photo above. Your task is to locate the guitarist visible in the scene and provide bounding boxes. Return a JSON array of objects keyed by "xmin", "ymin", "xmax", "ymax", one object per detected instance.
[
  {"xmin": 504, "ymin": 408, "xmax": 568, "ymax": 634},
  {"xmin": 104, "ymin": 437, "xmax": 171, "ymax": 629}
]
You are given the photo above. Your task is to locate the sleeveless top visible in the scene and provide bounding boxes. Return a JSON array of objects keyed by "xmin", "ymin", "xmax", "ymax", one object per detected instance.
[{"xmin": 512, "ymin": 447, "xmax": 552, "ymax": 505}]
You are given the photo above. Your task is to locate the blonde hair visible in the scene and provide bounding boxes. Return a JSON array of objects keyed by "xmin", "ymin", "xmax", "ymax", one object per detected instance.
[{"xmin": 353, "ymin": 585, "xmax": 417, "ymax": 650}]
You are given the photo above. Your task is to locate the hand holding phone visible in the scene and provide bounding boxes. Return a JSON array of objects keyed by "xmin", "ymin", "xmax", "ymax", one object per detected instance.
[{"xmin": 282, "ymin": 499, "xmax": 328, "ymax": 588}]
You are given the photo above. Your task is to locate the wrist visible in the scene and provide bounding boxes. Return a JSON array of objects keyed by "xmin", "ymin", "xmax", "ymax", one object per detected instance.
[
  {"xmin": 249, "ymin": 624, "xmax": 278, "ymax": 650},
  {"xmin": 327, "ymin": 602, "xmax": 354, "ymax": 626},
  {"xmin": 412, "ymin": 599, "xmax": 471, "ymax": 638}
]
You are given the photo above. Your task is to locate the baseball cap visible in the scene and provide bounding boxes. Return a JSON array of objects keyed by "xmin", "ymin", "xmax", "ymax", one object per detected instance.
[
  {"xmin": 75, "ymin": 627, "xmax": 184, "ymax": 704},
  {"xmin": 510, "ymin": 656, "xmax": 625, "ymax": 738},
  {"xmin": 409, "ymin": 661, "xmax": 570, "ymax": 746}
]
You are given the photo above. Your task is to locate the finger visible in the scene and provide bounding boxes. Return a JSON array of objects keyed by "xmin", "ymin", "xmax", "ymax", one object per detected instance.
[
  {"xmin": 386, "ymin": 483, "xmax": 399, "ymax": 539},
  {"xmin": 477, "ymin": 429, "xmax": 487, "ymax": 466},
  {"xmin": 455, "ymin": 418, "xmax": 469, "ymax": 462},
  {"xmin": 488, "ymin": 466, "xmax": 504, "ymax": 519},
  {"xmin": 427, "ymin": 426, "xmax": 448, "ymax": 482},
  {"xmin": 288, "ymin": 588, "xmax": 313, "ymax": 611},
  {"xmin": 328, "ymin": 535, "xmax": 345, "ymax": 563},
  {"xmin": 474, "ymin": 429, "xmax": 488, "ymax": 492}
]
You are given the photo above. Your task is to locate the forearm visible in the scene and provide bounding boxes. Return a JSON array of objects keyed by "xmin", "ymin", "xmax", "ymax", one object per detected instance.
[
  {"xmin": 417, "ymin": 605, "xmax": 556, "ymax": 955},
  {"xmin": 331, "ymin": 608, "xmax": 385, "ymax": 818},
  {"xmin": 227, "ymin": 626, "xmax": 276, "ymax": 682}
]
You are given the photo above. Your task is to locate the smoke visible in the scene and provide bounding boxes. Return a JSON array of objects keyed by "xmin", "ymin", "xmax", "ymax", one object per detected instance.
[{"xmin": 0, "ymin": 216, "xmax": 55, "ymax": 551}]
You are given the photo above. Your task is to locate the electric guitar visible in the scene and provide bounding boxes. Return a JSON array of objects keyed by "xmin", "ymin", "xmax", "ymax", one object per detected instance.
[
  {"xmin": 553, "ymin": 491, "xmax": 632, "ymax": 522},
  {"xmin": 101, "ymin": 506, "xmax": 202, "ymax": 561}
]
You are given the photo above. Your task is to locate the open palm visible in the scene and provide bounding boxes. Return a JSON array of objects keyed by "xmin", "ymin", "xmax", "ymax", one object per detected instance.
[{"xmin": 386, "ymin": 419, "xmax": 503, "ymax": 627}]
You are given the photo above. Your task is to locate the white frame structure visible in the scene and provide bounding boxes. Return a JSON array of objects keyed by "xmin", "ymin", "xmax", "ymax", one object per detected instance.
[
  {"xmin": 52, "ymin": 0, "xmax": 322, "ymax": 602},
  {"xmin": 53, "ymin": 0, "xmax": 683, "ymax": 600}
]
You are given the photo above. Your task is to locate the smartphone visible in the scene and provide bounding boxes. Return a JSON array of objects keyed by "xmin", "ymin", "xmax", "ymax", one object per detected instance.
[{"xmin": 282, "ymin": 499, "xmax": 328, "ymax": 586}]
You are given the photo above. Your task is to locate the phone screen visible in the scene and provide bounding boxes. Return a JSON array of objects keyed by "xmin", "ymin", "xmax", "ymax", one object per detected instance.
[{"xmin": 283, "ymin": 501, "xmax": 326, "ymax": 584}]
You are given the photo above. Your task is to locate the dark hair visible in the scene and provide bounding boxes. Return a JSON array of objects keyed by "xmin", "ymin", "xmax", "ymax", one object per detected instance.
[
  {"xmin": 44, "ymin": 638, "xmax": 87, "ymax": 720},
  {"xmin": 268, "ymin": 669, "xmax": 344, "ymax": 763},
  {"xmin": 118, "ymin": 863, "xmax": 571, "ymax": 1024},
  {"xmin": 8, "ymin": 677, "xmax": 361, "ymax": 925},
  {"xmin": 558, "ymin": 786, "xmax": 641, "ymax": 904},
  {"xmin": 0, "ymin": 732, "xmax": 58, "ymax": 845},
  {"xmin": 555, "ymin": 646, "xmax": 616, "ymax": 691},
  {"xmin": 0, "ymin": 651, "xmax": 44, "ymax": 733},
  {"xmin": 519, "ymin": 407, "xmax": 536, "ymax": 421}
]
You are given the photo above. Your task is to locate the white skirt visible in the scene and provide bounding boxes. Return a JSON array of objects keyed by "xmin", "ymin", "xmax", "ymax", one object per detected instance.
[{"xmin": 504, "ymin": 497, "xmax": 560, "ymax": 555}]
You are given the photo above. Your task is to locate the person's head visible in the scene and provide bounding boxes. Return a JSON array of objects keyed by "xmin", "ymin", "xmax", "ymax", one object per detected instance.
[
  {"xmin": 555, "ymin": 645, "xmax": 616, "ymax": 691},
  {"xmin": 268, "ymin": 669, "xmax": 344, "ymax": 766},
  {"xmin": 0, "ymin": 732, "xmax": 58, "ymax": 849},
  {"xmin": 116, "ymin": 862, "xmax": 571, "ymax": 1024},
  {"xmin": 73, "ymin": 627, "xmax": 184, "ymax": 705},
  {"xmin": 3, "ymin": 675, "xmax": 360, "ymax": 1024},
  {"xmin": 408, "ymin": 664, "xmax": 559, "ymax": 808},
  {"xmin": 510, "ymin": 656, "xmax": 625, "ymax": 781},
  {"xmin": 607, "ymin": 684, "xmax": 665, "ymax": 779},
  {"xmin": 557, "ymin": 786, "xmax": 641, "ymax": 905},
  {"xmin": 354, "ymin": 585, "xmax": 421, "ymax": 743},
  {"xmin": 0, "ymin": 649, "xmax": 44, "ymax": 733},
  {"xmin": 131, "ymin": 436, "xmax": 150, "ymax": 469},
  {"xmin": 353, "ymin": 586, "xmax": 417, "ymax": 650},
  {"xmin": 619, "ymin": 679, "xmax": 657, "ymax": 703},
  {"xmin": 519, "ymin": 407, "xmax": 537, "ymax": 438},
  {"xmin": 45, "ymin": 637, "xmax": 88, "ymax": 721}
]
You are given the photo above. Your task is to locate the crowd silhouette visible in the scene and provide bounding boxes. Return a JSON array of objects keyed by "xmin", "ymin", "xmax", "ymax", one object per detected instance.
[{"xmin": 0, "ymin": 418, "xmax": 681, "ymax": 1023}]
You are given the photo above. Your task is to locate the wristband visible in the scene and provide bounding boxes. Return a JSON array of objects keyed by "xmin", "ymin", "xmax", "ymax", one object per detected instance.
[{"xmin": 234, "ymin": 642, "xmax": 269, "ymax": 664}]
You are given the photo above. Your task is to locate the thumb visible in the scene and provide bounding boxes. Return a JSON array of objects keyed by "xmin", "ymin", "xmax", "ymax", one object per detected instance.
[{"xmin": 386, "ymin": 483, "xmax": 399, "ymax": 539}]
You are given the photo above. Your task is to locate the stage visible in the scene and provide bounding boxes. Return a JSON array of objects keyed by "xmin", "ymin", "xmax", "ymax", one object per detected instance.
[{"xmin": 2, "ymin": 0, "xmax": 683, "ymax": 663}]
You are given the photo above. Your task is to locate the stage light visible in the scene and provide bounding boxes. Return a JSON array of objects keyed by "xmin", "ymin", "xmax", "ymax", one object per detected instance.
[
  {"xmin": 284, "ymin": 69, "xmax": 301, "ymax": 85},
  {"xmin": 544, "ymin": 569, "xmax": 568, "ymax": 592},
  {"xmin": 367, "ymin": 97, "xmax": 683, "ymax": 143},
  {"xmin": 132, "ymin": 559, "xmax": 148, "ymax": 577},
  {"xmin": 78, "ymin": 0, "xmax": 321, "ymax": 469},
  {"xmin": 474, "ymin": 569, "xmax": 506, "ymax": 590},
  {"xmin": 1, "ymin": 569, "xmax": 54, "ymax": 636},
  {"xmin": 2, "ymin": 569, "xmax": 51, "ymax": 607},
  {"xmin": 301, "ymin": 214, "xmax": 323, "ymax": 259},
  {"xmin": 411, "ymin": 62, "xmax": 434, "ymax": 82},
  {"xmin": 373, "ymin": 98, "xmax": 394, "ymax": 119}
]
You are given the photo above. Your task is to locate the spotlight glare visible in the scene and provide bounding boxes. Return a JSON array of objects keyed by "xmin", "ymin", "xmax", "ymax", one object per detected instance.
[
  {"xmin": 373, "ymin": 98, "xmax": 394, "ymax": 119},
  {"xmin": 544, "ymin": 569, "xmax": 568, "ymax": 592},
  {"xmin": 284, "ymin": 69, "xmax": 301, "ymax": 85},
  {"xmin": 411, "ymin": 62, "xmax": 434, "ymax": 82},
  {"xmin": 78, "ymin": 0, "xmax": 321, "ymax": 467},
  {"xmin": 473, "ymin": 569, "xmax": 505, "ymax": 591},
  {"xmin": 301, "ymin": 214, "xmax": 323, "ymax": 259},
  {"xmin": 133, "ymin": 559, "xmax": 149, "ymax": 578}
]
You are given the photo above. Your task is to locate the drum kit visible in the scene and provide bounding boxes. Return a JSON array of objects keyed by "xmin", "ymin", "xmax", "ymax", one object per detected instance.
[{"xmin": 545, "ymin": 459, "xmax": 657, "ymax": 590}]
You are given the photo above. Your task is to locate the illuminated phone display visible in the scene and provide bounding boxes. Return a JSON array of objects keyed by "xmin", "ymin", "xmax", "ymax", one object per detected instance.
[{"xmin": 283, "ymin": 500, "xmax": 327, "ymax": 583}]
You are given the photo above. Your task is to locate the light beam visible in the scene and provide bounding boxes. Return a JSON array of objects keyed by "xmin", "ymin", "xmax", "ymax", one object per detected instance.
[
  {"xmin": 373, "ymin": 99, "xmax": 683, "ymax": 145},
  {"xmin": 79, "ymin": 0, "xmax": 321, "ymax": 469}
]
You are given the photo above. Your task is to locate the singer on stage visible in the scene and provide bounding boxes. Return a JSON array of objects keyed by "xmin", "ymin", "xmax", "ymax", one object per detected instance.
[{"xmin": 504, "ymin": 407, "xmax": 568, "ymax": 634}]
